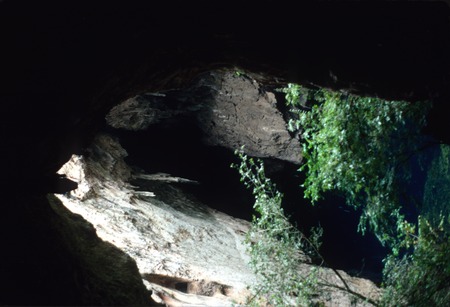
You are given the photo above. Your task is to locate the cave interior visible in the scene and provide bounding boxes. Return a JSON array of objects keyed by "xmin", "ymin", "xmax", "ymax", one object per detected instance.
[{"xmin": 1, "ymin": 1, "xmax": 450, "ymax": 305}]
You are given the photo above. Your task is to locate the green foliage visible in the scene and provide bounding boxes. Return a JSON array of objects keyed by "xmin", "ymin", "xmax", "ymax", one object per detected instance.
[
  {"xmin": 279, "ymin": 83, "xmax": 449, "ymax": 306},
  {"xmin": 423, "ymin": 144, "xmax": 450, "ymax": 232},
  {"xmin": 376, "ymin": 144, "xmax": 450, "ymax": 306},
  {"xmin": 381, "ymin": 215, "xmax": 450, "ymax": 306},
  {"xmin": 280, "ymin": 83, "xmax": 305, "ymax": 108},
  {"xmin": 273, "ymin": 82, "xmax": 450, "ymax": 306},
  {"xmin": 232, "ymin": 148, "xmax": 322, "ymax": 307},
  {"xmin": 282, "ymin": 84, "xmax": 431, "ymax": 247}
]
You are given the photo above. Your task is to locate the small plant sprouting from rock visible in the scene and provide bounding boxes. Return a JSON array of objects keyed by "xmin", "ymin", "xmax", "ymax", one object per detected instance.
[{"xmin": 232, "ymin": 148, "xmax": 323, "ymax": 306}]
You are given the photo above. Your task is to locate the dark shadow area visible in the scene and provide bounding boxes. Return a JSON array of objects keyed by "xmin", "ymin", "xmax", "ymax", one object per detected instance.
[
  {"xmin": 262, "ymin": 164, "xmax": 388, "ymax": 283},
  {"xmin": 111, "ymin": 118, "xmax": 256, "ymax": 221},
  {"xmin": 0, "ymin": 195, "xmax": 85, "ymax": 306}
]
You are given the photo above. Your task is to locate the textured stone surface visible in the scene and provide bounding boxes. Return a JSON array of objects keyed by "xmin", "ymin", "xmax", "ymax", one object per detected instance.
[
  {"xmin": 105, "ymin": 93, "xmax": 185, "ymax": 131},
  {"xmin": 47, "ymin": 195, "xmax": 152, "ymax": 306},
  {"xmin": 56, "ymin": 133, "xmax": 381, "ymax": 306},
  {"xmin": 105, "ymin": 70, "xmax": 303, "ymax": 164},
  {"xmin": 195, "ymin": 71, "xmax": 302, "ymax": 164},
  {"xmin": 57, "ymin": 134, "xmax": 256, "ymax": 306}
]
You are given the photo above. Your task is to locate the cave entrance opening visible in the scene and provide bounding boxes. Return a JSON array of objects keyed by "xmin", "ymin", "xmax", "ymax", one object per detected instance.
[{"xmin": 100, "ymin": 69, "xmax": 388, "ymax": 282}]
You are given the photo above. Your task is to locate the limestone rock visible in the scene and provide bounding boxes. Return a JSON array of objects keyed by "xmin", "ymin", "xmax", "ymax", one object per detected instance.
[{"xmin": 56, "ymin": 133, "xmax": 381, "ymax": 306}]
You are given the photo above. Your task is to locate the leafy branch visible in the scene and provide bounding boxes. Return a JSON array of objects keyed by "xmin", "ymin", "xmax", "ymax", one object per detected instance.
[{"xmin": 232, "ymin": 148, "xmax": 378, "ymax": 306}]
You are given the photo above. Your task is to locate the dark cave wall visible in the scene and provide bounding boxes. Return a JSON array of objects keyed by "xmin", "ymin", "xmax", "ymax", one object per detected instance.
[
  {"xmin": 2, "ymin": 1, "xmax": 450, "ymax": 184},
  {"xmin": 1, "ymin": 1, "xmax": 450, "ymax": 305}
]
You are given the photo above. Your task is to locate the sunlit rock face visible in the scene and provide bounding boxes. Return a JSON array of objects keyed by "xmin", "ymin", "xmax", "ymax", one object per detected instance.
[
  {"xmin": 56, "ymin": 133, "xmax": 381, "ymax": 306},
  {"xmin": 57, "ymin": 134, "xmax": 256, "ymax": 306}
]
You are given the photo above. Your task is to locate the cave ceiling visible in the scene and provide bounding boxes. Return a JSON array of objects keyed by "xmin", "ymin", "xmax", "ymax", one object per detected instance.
[{"xmin": 1, "ymin": 1, "xmax": 450, "ymax": 189}]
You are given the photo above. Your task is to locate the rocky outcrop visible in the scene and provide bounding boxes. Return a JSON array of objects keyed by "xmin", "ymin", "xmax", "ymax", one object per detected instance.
[
  {"xmin": 56, "ymin": 133, "xmax": 381, "ymax": 306},
  {"xmin": 105, "ymin": 93, "xmax": 187, "ymax": 131},
  {"xmin": 106, "ymin": 70, "xmax": 302, "ymax": 164},
  {"xmin": 195, "ymin": 71, "xmax": 302, "ymax": 164},
  {"xmin": 57, "ymin": 134, "xmax": 256, "ymax": 306}
]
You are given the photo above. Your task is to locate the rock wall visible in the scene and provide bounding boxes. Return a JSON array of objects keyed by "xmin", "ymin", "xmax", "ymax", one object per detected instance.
[
  {"xmin": 106, "ymin": 70, "xmax": 302, "ymax": 164},
  {"xmin": 195, "ymin": 71, "xmax": 302, "ymax": 164},
  {"xmin": 55, "ymin": 133, "xmax": 382, "ymax": 306}
]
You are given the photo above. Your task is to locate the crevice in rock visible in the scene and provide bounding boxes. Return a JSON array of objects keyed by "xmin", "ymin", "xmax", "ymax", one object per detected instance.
[{"xmin": 142, "ymin": 273, "xmax": 232, "ymax": 297}]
